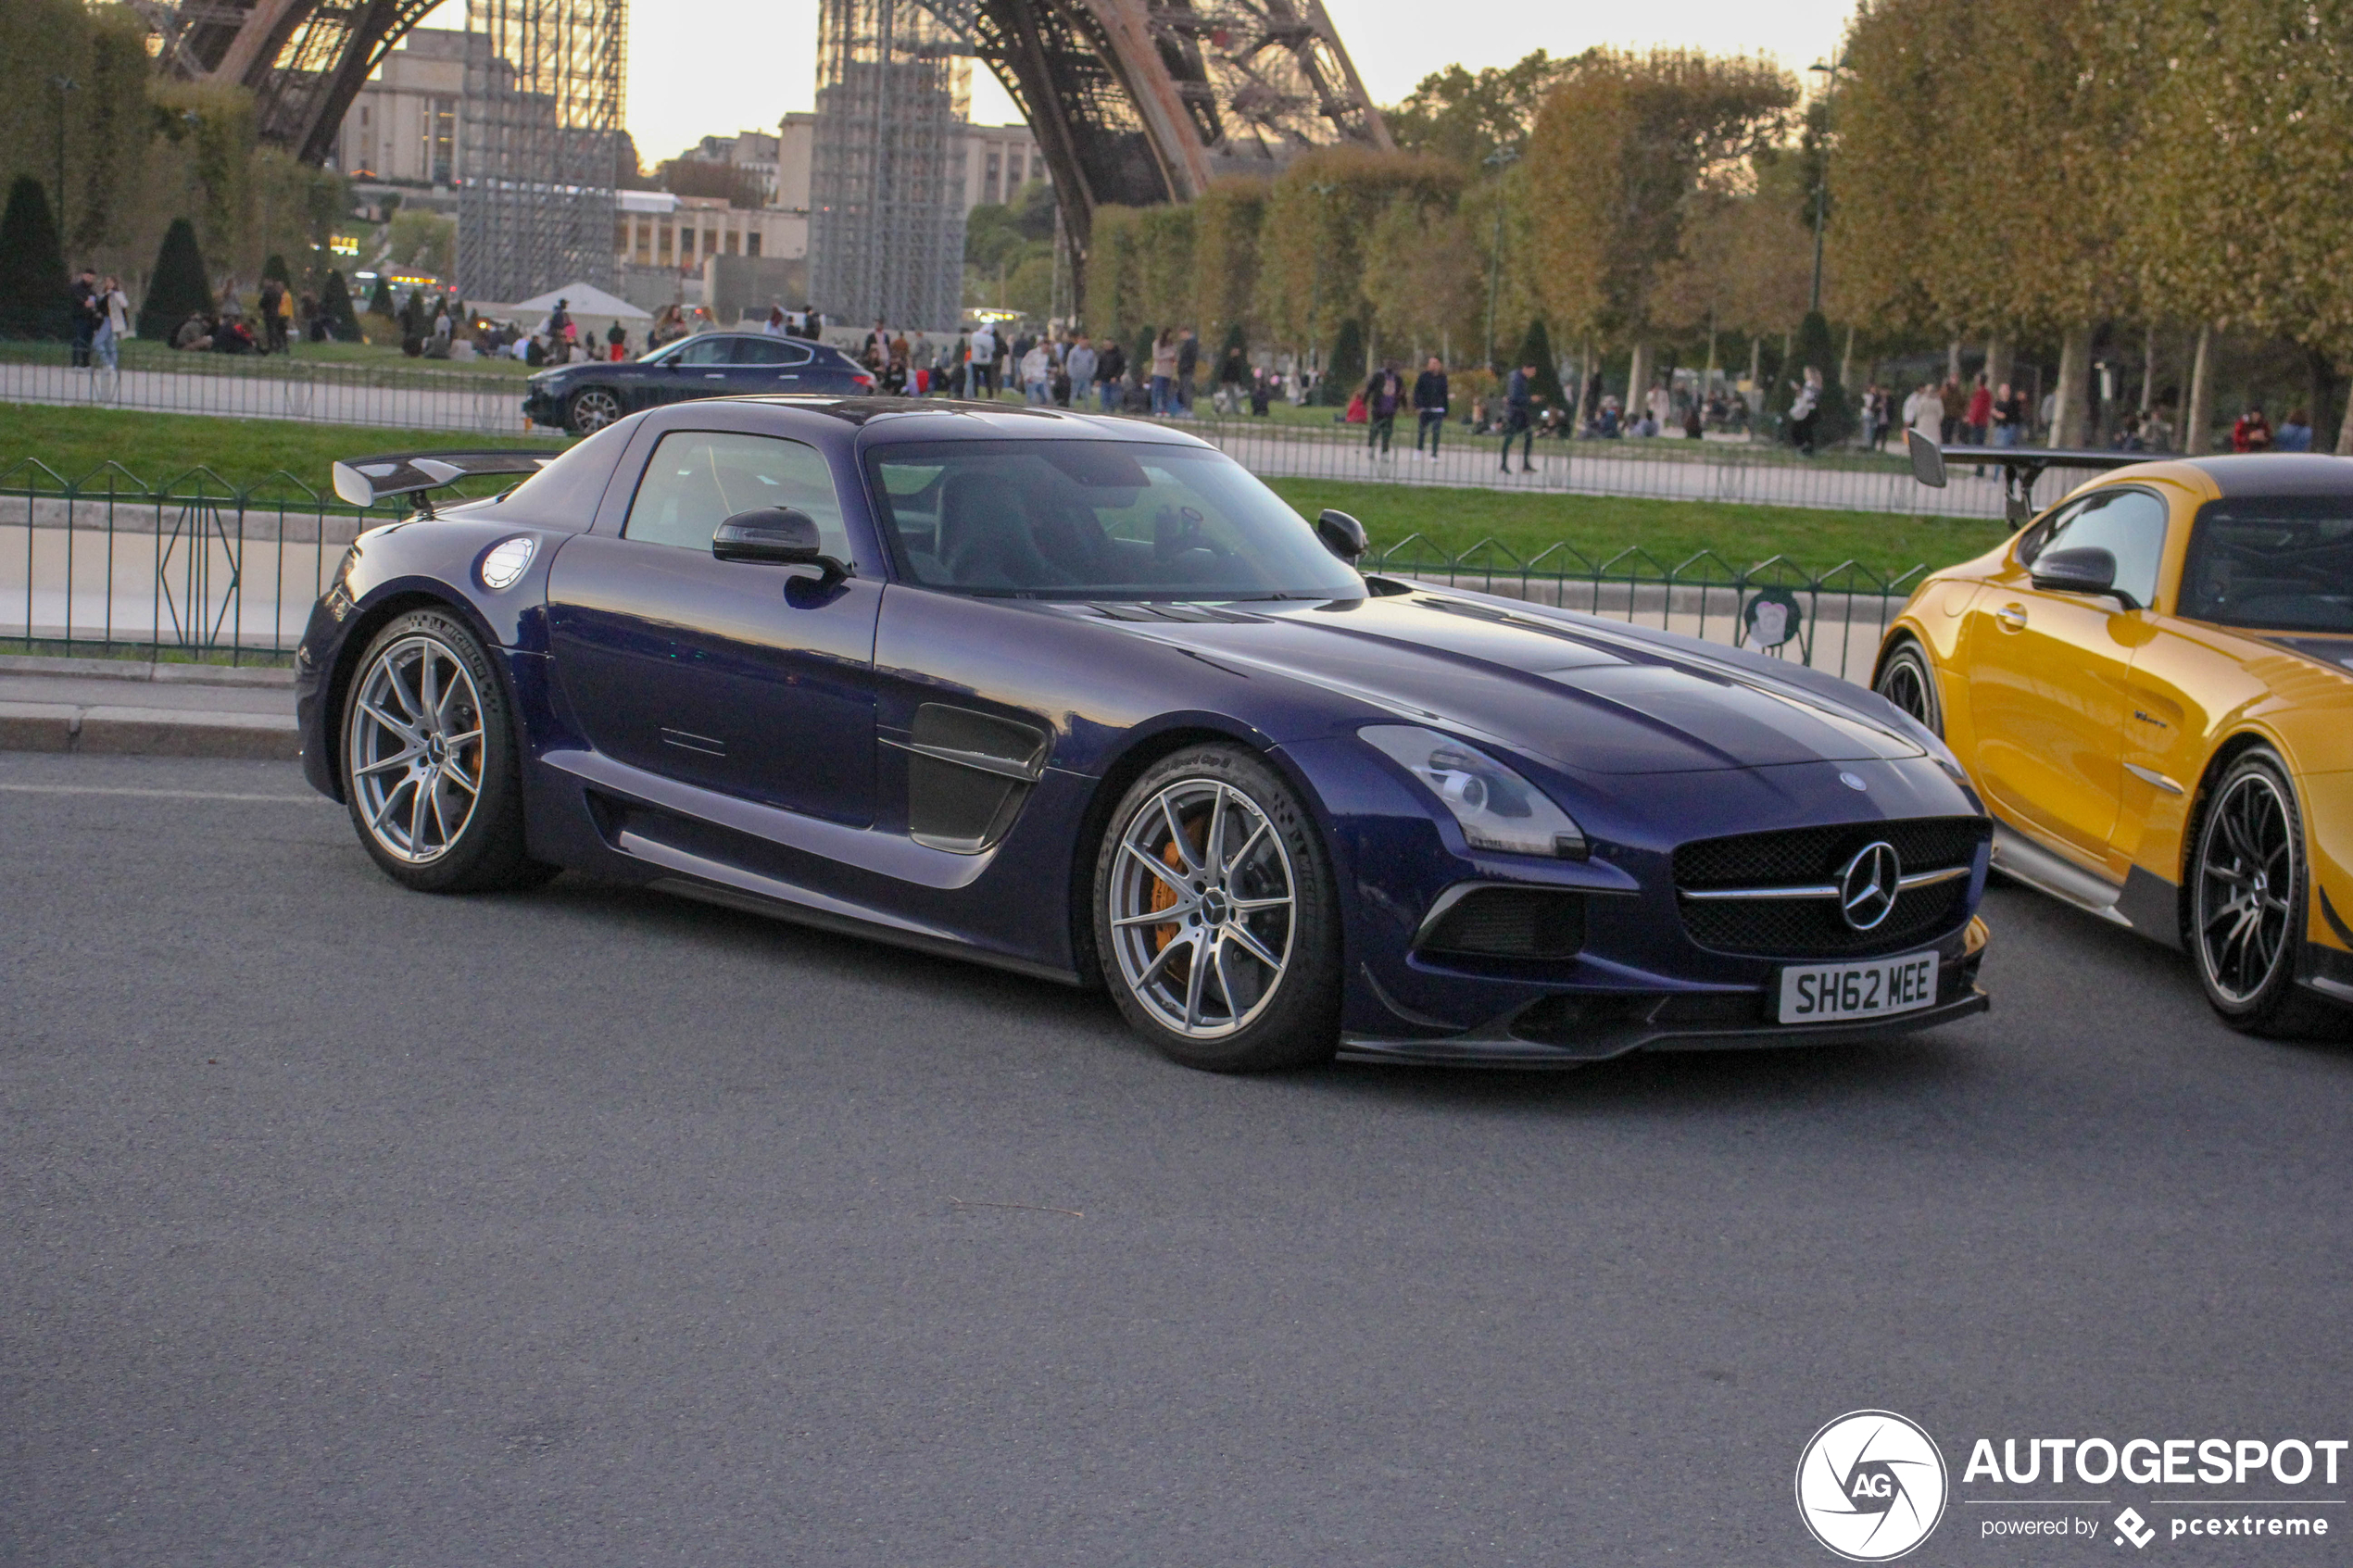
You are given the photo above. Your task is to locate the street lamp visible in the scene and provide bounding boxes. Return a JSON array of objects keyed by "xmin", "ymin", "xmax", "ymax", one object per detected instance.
[
  {"xmin": 1482, "ymin": 143, "xmax": 1520, "ymax": 373},
  {"xmin": 1805, "ymin": 56, "xmax": 1844, "ymax": 315},
  {"xmin": 51, "ymin": 75, "xmax": 78, "ymax": 245}
]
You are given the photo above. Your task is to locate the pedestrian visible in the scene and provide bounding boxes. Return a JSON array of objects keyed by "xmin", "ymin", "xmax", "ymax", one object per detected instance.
[
  {"xmin": 2232, "ymin": 406, "xmax": 2273, "ymax": 452},
  {"xmin": 1215, "ymin": 338, "xmax": 1248, "ymax": 414},
  {"xmin": 1149, "ymin": 328, "xmax": 1177, "ymax": 416},
  {"xmin": 2275, "ymin": 407, "xmax": 2313, "ymax": 452},
  {"xmin": 1094, "ymin": 334, "xmax": 1125, "ymax": 412},
  {"xmin": 1021, "ymin": 338, "xmax": 1051, "ymax": 404},
  {"xmin": 1940, "ymin": 374, "xmax": 1968, "ymax": 445},
  {"xmin": 1065, "ymin": 335, "xmax": 1097, "ymax": 407},
  {"xmin": 547, "ymin": 297, "xmax": 571, "ymax": 340},
  {"xmin": 1501, "ymin": 360, "xmax": 1538, "ymax": 472},
  {"xmin": 1175, "ymin": 327, "xmax": 1199, "ymax": 416},
  {"xmin": 93, "ymin": 274, "xmax": 129, "ymax": 372},
  {"xmin": 1965, "ymin": 373, "xmax": 1992, "ymax": 446},
  {"xmin": 1361, "ymin": 360, "xmax": 1403, "ymax": 458},
  {"xmin": 1645, "ymin": 381, "xmax": 1672, "ymax": 434},
  {"xmin": 70, "ymin": 270, "xmax": 98, "ymax": 368},
  {"xmin": 1412, "ymin": 355, "xmax": 1449, "ymax": 459},
  {"xmin": 607, "ymin": 319, "xmax": 628, "ymax": 361},
  {"xmin": 1788, "ymin": 366, "xmax": 1822, "ymax": 456},
  {"xmin": 968, "ymin": 320, "xmax": 997, "ymax": 396},
  {"xmin": 866, "ymin": 317, "xmax": 891, "ymax": 368},
  {"xmin": 1906, "ymin": 380, "xmax": 1941, "ymax": 446}
]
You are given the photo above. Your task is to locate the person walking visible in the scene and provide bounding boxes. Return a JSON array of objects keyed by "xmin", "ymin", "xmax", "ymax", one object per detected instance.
[
  {"xmin": 1412, "ymin": 355, "xmax": 1449, "ymax": 459},
  {"xmin": 70, "ymin": 270, "xmax": 99, "ymax": 369},
  {"xmin": 1787, "ymin": 367, "xmax": 1822, "ymax": 456},
  {"xmin": 1964, "ymin": 373, "xmax": 1992, "ymax": 445},
  {"xmin": 1361, "ymin": 361, "xmax": 1403, "ymax": 458},
  {"xmin": 1939, "ymin": 374, "xmax": 1968, "ymax": 444},
  {"xmin": 606, "ymin": 319, "xmax": 628, "ymax": 361},
  {"xmin": 1065, "ymin": 336, "xmax": 1097, "ymax": 407},
  {"xmin": 967, "ymin": 320, "xmax": 997, "ymax": 397},
  {"xmin": 92, "ymin": 274, "xmax": 129, "ymax": 373},
  {"xmin": 1991, "ymin": 383, "xmax": 2022, "ymax": 447},
  {"xmin": 1150, "ymin": 328, "xmax": 1177, "ymax": 416},
  {"xmin": 1905, "ymin": 380, "xmax": 1942, "ymax": 446},
  {"xmin": 1501, "ymin": 360, "xmax": 1538, "ymax": 472},
  {"xmin": 1021, "ymin": 338, "xmax": 1051, "ymax": 404},
  {"xmin": 1175, "ymin": 327, "xmax": 1199, "ymax": 417},
  {"xmin": 1094, "ymin": 335, "xmax": 1125, "ymax": 412}
]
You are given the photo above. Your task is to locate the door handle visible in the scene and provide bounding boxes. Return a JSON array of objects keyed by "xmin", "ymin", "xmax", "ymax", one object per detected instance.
[
  {"xmin": 1994, "ymin": 604, "xmax": 2028, "ymax": 632},
  {"xmin": 704, "ymin": 372, "xmax": 726, "ymax": 380}
]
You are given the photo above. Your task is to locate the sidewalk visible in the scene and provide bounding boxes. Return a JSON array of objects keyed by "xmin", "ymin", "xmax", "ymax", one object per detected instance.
[{"xmin": 0, "ymin": 655, "xmax": 299, "ymax": 759}]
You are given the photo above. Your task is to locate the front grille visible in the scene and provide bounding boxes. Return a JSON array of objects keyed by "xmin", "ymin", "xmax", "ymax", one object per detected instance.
[
  {"xmin": 1420, "ymin": 887, "xmax": 1586, "ymax": 960},
  {"xmin": 1673, "ymin": 816, "xmax": 1987, "ymax": 959}
]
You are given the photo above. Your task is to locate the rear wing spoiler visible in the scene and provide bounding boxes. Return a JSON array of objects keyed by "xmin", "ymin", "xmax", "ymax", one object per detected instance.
[
  {"xmin": 331, "ymin": 449, "xmax": 556, "ymax": 512},
  {"xmin": 1905, "ymin": 429, "xmax": 2151, "ymax": 526}
]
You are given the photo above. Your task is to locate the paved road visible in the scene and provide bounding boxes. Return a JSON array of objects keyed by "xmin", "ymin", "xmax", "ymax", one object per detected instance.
[{"xmin": 5, "ymin": 752, "xmax": 2349, "ymax": 1567}]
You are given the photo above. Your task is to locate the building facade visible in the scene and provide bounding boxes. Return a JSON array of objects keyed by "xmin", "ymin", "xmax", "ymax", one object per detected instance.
[{"xmin": 332, "ymin": 29, "xmax": 477, "ymax": 189}]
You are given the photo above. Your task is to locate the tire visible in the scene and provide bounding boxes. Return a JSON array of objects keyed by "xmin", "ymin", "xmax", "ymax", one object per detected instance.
[
  {"xmin": 1874, "ymin": 636, "xmax": 1943, "ymax": 737},
  {"xmin": 2184, "ymin": 748, "xmax": 2344, "ymax": 1038},
  {"xmin": 1091, "ymin": 746, "xmax": 1340, "ymax": 1072},
  {"xmin": 566, "ymin": 386, "xmax": 623, "ymax": 434},
  {"xmin": 342, "ymin": 608, "xmax": 555, "ymax": 895}
]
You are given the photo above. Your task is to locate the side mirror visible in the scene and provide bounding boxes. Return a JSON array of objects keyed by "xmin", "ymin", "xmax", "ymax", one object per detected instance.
[
  {"xmin": 1906, "ymin": 427, "xmax": 1948, "ymax": 489},
  {"xmin": 1315, "ymin": 508, "xmax": 1367, "ymax": 563},
  {"xmin": 712, "ymin": 508, "xmax": 849, "ymax": 588},
  {"xmin": 2030, "ymin": 545, "xmax": 2123, "ymax": 602}
]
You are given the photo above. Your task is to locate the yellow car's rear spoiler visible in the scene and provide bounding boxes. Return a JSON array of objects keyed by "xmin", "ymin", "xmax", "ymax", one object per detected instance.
[{"xmin": 1906, "ymin": 429, "xmax": 2148, "ymax": 526}]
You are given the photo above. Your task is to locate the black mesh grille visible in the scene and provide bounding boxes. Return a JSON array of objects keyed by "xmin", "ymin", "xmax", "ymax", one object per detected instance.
[
  {"xmin": 1672, "ymin": 817, "xmax": 1986, "ymax": 960},
  {"xmin": 1421, "ymin": 888, "xmax": 1586, "ymax": 960}
]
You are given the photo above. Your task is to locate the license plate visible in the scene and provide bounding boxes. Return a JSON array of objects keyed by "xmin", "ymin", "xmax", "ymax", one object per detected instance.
[{"xmin": 1777, "ymin": 950, "xmax": 1940, "ymax": 1024}]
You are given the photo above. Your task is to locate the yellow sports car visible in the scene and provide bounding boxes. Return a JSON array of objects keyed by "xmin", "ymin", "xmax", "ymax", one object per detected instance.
[{"xmin": 1876, "ymin": 440, "xmax": 2353, "ymax": 1036}]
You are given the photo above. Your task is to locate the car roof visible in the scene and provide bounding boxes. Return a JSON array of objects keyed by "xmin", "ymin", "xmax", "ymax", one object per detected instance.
[{"xmin": 724, "ymin": 395, "xmax": 1216, "ymax": 446}]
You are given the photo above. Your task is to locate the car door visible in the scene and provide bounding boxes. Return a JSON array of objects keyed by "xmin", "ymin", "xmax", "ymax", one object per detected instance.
[
  {"xmin": 1960, "ymin": 485, "xmax": 2171, "ymax": 861},
  {"xmin": 545, "ymin": 425, "xmax": 881, "ymax": 824},
  {"xmin": 652, "ymin": 334, "xmax": 734, "ymax": 407},
  {"xmin": 728, "ymin": 335, "xmax": 814, "ymax": 391}
]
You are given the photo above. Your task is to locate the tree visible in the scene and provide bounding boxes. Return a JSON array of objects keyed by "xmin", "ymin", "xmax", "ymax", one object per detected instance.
[
  {"xmin": 0, "ymin": 175, "xmax": 72, "ymax": 339},
  {"xmin": 261, "ymin": 252, "xmax": 292, "ymax": 288},
  {"xmin": 1388, "ymin": 50, "xmax": 1577, "ymax": 170},
  {"xmin": 135, "ymin": 216, "xmax": 210, "ymax": 342},
  {"xmin": 1788, "ymin": 309, "xmax": 1855, "ymax": 445},
  {"xmin": 321, "ymin": 268, "xmax": 360, "ymax": 341},
  {"xmin": 1362, "ymin": 187, "xmax": 1480, "ymax": 363},
  {"xmin": 1326, "ymin": 316, "xmax": 1365, "ymax": 396},
  {"xmin": 1189, "ymin": 178, "xmax": 1265, "ymax": 345},
  {"xmin": 1512, "ymin": 319, "xmax": 1567, "ymax": 410},
  {"xmin": 385, "ymin": 208, "xmax": 454, "ymax": 277},
  {"xmin": 1254, "ymin": 146, "xmax": 1462, "ymax": 360},
  {"xmin": 366, "ymin": 273, "xmax": 395, "ymax": 317}
]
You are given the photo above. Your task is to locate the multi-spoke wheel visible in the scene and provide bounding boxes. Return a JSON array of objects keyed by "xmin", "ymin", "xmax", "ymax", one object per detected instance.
[
  {"xmin": 2188, "ymin": 749, "xmax": 2340, "ymax": 1037},
  {"xmin": 1873, "ymin": 637, "xmax": 1943, "ymax": 736},
  {"xmin": 567, "ymin": 387, "xmax": 623, "ymax": 434},
  {"xmin": 341, "ymin": 608, "xmax": 553, "ymax": 894},
  {"xmin": 1093, "ymin": 746, "xmax": 1340, "ymax": 1071}
]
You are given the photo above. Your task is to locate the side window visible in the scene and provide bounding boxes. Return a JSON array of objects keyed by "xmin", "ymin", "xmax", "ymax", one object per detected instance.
[
  {"xmin": 623, "ymin": 432, "xmax": 849, "ymax": 557},
  {"xmin": 2035, "ymin": 487, "xmax": 2169, "ymax": 608},
  {"xmin": 775, "ymin": 342, "xmax": 813, "ymax": 367},
  {"xmin": 731, "ymin": 337, "xmax": 792, "ymax": 365},
  {"xmin": 675, "ymin": 337, "xmax": 729, "ymax": 367}
]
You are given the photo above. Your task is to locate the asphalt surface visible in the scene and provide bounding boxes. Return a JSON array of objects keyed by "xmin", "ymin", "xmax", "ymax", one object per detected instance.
[{"xmin": 5, "ymin": 751, "xmax": 2350, "ymax": 1568}]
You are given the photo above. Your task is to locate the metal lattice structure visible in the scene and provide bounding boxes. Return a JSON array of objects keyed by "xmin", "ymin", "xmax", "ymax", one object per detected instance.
[
  {"xmin": 808, "ymin": 0, "xmax": 974, "ymax": 332},
  {"xmin": 456, "ymin": 0, "xmax": 627, "ymax": 304}
]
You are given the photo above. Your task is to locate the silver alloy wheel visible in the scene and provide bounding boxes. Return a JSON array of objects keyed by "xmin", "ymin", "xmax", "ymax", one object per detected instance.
[
  {"xmin": 2194, "ymin": 769, "xmax": 2295, "ymax": 1004},
  {"xmin": 1107, "ymin": 778, "xmax": 1297, "ymax": 1039},
  {"xmin": 569, "ymin": 388, "xmax": 622, "ymax": 433},
  {"xmin": 346, "ymin": 633, "xmax": 487, "ymax": 865}
]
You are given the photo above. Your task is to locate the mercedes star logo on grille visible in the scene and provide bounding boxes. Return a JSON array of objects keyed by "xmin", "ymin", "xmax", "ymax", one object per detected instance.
[{"xmin": 1839, "ymin": 842, "xmax": 1901, "ymax": 931}]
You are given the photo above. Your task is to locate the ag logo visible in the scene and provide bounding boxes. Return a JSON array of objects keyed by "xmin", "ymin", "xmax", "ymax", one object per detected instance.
[{"xmin": 1795, "ymin": 1410, "xmax": 1948, "ymax": 1562}]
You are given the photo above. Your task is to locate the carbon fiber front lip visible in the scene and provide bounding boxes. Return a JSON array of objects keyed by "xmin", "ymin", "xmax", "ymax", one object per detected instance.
[{"xmin": 1336, "ymin": 985, "xmax": 1988, "ymax": 1069}]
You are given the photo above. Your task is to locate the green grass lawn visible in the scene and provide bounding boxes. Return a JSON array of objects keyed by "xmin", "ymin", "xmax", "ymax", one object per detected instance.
[
  {"xmin": 1263, "ymin": 478, "xmax": 2007, "ymax": 579},
  {"xmin": 1, "ymin": 403, "xmax": 566, "ymax": 495},
  {"xmin": 0, "ymin": 402, "xmax": 2003, "ymax": 575},
  {"xmin": 0, "ymin": 337, "xmax": 535, "ymax": 380}
]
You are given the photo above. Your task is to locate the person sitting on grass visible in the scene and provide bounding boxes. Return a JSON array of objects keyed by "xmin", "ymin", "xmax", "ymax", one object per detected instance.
[{"xmin": 173, "ymin": 313, "xmax": 214, "ymax": 352}]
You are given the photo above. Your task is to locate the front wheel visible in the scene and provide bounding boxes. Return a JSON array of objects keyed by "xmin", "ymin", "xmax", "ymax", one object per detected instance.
[
  {"xmin": 2187, "ymin": 749, "xmax": 2342, "ymax": 1037},
  {"xmin": 566, "ymin": 386, "xmax": 623, "ymax": 434},
  {"xmin": 343, "ymin": 608, "xmax": 554, "ymax": 895},
  {"xmin": 1092, "ymin": 746, "xmax": 1340, "ymax": 1072},
  {"xmin": 1874, "ymin": 637, "xmax": 1943, "ymax": 736}
]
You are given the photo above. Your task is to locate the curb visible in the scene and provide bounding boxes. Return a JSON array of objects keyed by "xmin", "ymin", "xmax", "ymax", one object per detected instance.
[
  {"xmin": 0, "ymin": 653, "xmax": 295, "ymax": 687},
  {"xmin": 0, "ymin": 700, "xmax": 301, "ymax": 760}
]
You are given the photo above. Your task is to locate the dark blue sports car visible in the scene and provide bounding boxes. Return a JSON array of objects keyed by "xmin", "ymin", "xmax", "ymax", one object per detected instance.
[
  {"xmin": 522, "ymin": 332, "xmax": 875, "ymax": 434},
  {"xmin": 299, "ymin": 397, "xmax": 1993, "ymax": 1071}
]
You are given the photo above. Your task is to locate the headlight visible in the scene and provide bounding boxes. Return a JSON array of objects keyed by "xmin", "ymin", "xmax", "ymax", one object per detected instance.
[{"xmin": 1361, "ymin": 724, "xmax": 1587, "ymax": 859}]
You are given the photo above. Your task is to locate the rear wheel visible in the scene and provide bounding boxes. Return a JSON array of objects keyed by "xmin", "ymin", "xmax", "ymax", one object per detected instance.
[
  {"xmin": 1874, "ymin": 637, "xmax": 1943, "ymax": 736},
  {"xmin": 343, "ymin": 608, "xmax": 554, "ymax": 895},
  {"xmin": 1093, "ymin": 746, "xmax": 1340, "ymax": 1072},
  {"xmin": 2187, "ymin": 749, "xmax": 2342, "ymax": 1037},
  {"xmin": 566, "ymin": 386, "xmax": 623, "ymax": 434}
]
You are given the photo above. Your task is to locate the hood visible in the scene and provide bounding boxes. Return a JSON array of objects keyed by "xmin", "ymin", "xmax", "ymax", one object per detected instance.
[{"xmin": 1054, "ymin": 589, "xmax": 1927, "ymax": 776}]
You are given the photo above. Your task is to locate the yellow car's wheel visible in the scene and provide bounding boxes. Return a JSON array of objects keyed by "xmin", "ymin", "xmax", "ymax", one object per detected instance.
[
  {"xmin": 2187, "ymin": 749, "xmax": 2346, "ymax": 1038},
  {"xmin": 1874, "ymin": 639, "xmax": 1943, "ymax": 738}
]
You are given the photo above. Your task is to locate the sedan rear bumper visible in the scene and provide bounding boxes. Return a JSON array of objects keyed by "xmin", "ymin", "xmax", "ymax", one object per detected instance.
[{"xmin": 1337, "ymin": 983, "xmax": 1988, "ymax": 1069}]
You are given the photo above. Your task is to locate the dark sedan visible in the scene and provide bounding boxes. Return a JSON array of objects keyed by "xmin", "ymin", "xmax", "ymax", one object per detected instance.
[
  {"xmin": 298, "ymin": 397, "xmax": 1992, "ymax": 1073},
  {"xmin": 523, "ymin": 332, "xmax": 875, "ymax": 434}
]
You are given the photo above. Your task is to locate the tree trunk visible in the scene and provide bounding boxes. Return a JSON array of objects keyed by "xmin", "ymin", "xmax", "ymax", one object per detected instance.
[
  {"xmin": 2140, "ymin": 325, "xmax": 2157, "ymax": 414},
  {"xmin": 1839, "ymin": 322, "xmax": 1854, "ymax": 391},
  {"xmin": 2186, "ymin": 322, "xmax": 2214, "ymax": 455},
  {"xmin": 1627, "ymin": 341, "xmax": 1652, "ymax": 420},
  {"xmin": 1571, "ymin": 334, "xmax": 1593, "ymax": 430},
  {"xmin": 2335, "ymin": 357, "xmax": 2353, "ymax": 455},
  {"xmin": 1946, "ymin": 338, "xmax": 1962, "ymax": 382},
  {"xmin": 1748, "ymin": 335, "xmax": 1762, "ymax": 421},
  {"xmin": 2054, "ymin": 324, "xmax": 2093, "ymax": 447},
  {"xmin": 1985, "ymin": 333, "xmax": 2012, "ymax": 400}
]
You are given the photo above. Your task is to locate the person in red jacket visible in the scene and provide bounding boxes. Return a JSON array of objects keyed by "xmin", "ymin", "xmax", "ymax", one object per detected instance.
[{"xmin": 1965, "ymin": 373, "xmax": 1993, "ymax": 445}]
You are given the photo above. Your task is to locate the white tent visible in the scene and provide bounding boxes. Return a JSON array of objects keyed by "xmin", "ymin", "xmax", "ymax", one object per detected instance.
[{"xmin": 508, "ymin": 282, "xmax": 649, "ymax": 320}]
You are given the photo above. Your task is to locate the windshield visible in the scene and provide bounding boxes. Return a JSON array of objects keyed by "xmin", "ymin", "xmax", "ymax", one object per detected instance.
[
  {"xmin": 864, "ymin": 439, "xmax": 1365, "ymax": 600},
  {"xmin": 2180, "ymin": 497, "xmax": 2353, "ymax": 633}
]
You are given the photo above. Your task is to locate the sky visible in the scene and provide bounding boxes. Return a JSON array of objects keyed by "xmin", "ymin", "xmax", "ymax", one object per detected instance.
[{"xmin": 410, "ymin": 0, "xmax": 1858, "ymax": 169}]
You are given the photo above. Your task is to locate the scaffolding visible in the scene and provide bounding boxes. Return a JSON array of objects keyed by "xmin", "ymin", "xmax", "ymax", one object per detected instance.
[
  {"xmin": 458, "ymin": 0, "xmax": 627, "ymax": 306},
  {"xmin": 809, "ymin": 0, "xmax": 972, "ymax": 332}
]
